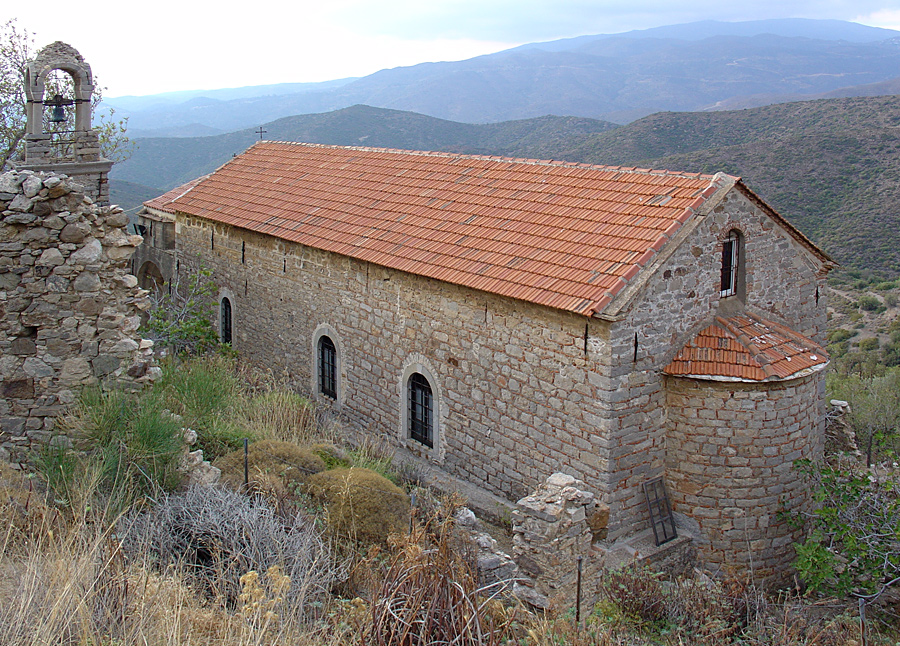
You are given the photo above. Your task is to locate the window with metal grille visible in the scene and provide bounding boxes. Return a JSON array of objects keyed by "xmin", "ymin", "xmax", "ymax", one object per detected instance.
[
  {"xmin": 318, "ymin": 335, "xmax": 337, "ymax": 399},
  {"xmin": 220, "ymin": 297, "xmax": 232, "ymax": 344},
  {"xmin": 408, "ymin": 372, "xmax": 433, "ymax": 447},
  {"xmin": 720, "ymin": 230, "xmax": 740, "ymax": 297}
]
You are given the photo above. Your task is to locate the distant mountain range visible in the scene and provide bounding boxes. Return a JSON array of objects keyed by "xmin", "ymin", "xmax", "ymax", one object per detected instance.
[
  {"xmin": 112, "ymin": 94, "xmax": 900, "ymax": 274},
  {"xmin": 106, "ymin": 18, "xmax": 900, "ymax": 137}
]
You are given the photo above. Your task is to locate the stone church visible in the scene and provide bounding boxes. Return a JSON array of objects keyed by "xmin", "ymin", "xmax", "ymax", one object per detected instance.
[{"xmin": 135, "ymin": 141, "xmax": 833, "ymax": 576}]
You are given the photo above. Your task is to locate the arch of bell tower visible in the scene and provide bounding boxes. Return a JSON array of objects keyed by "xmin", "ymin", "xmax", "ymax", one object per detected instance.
[{"xmin": 18, "ymin": 42, "xmax": 112, "ymax": 205}]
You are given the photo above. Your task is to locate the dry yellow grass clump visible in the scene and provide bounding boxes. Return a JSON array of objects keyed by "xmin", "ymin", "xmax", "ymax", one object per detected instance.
[
  {"xmin": 213, "ymin": 439, "xmax": 326, "ymax": 496},
  {"xmin": 306, "ymin": 467, "xmax": 410, "ymax": 545}
]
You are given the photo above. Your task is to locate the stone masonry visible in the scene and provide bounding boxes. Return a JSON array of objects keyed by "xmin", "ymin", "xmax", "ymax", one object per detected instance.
[
  {"xmin": 511, "ymin": 473, "xmax": 603, "ymax": 608},
  {"xmin": 665, "ymin": 374, "xmax": 822, "ymax": 577},
  {"xmin": 0, "ymin": 170, "xmax": 154, "ymax": 463}
]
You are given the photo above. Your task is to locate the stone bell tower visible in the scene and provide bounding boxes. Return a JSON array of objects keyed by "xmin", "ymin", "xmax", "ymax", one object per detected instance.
[{"xmin": 18, "ymin": 42, "xmax": 112, "ymax": 205}]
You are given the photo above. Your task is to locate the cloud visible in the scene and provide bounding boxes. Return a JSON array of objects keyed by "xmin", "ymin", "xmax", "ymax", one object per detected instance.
[
  {"xmin": 855, "ymin": 7, "xmax": 900, "ymax": 28},
  {"xmin": 324, "ymin": 0, "xmax": 900, "ymax": 41}
]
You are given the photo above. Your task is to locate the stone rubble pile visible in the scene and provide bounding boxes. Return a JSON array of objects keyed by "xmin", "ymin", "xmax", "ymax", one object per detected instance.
[
  {"xmin": 510, "ymin": 472, "xmax": 604, "ymax": 608},
  {"xmin": 0, "ymin": 169, "xmax": 154, "ymax": 463}
]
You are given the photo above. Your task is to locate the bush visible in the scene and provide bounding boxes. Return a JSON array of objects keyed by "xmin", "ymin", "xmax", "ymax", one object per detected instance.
[
  {"xmin": 119, "ymin": 486, "xmax": 336, "ymax": 612},
  {"xmin": 153, "ymin": 357, "xmax": 247, "ymax": 459},
  {"xmin": 795, "ymin": 460, "xmax": 900, "ymax": 599},
  {"xmin": 858, "ymin": 337, "xmax": 880, "ymax": 352},
  {"xmin": 857, "ymin": 295, "xmax": 882, "ymax": 312},
  {"xmin": 38, "ymin": 387, "xmax": 185, "ymax": 514},
  {"xmin": 213, "ymin": 439, "xmax": 326, "ymax": 495},
  {"xmin": 827, "ymin": 328, "xmax": 856, "ymax": 344},
  {"xmin": 305, "ymin": 467, "xmax": 410, "ymax": 545}
]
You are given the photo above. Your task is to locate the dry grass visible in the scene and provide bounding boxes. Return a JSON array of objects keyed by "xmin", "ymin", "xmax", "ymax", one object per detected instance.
[
  {"xmin": 213, "ymin": 439, "xmax": 327, "ymax": 497},
  {"xmin": 0, "ymin": 476, "xmax": 347, "ymax": 646},
  {"xmin": 306, "ymin": 467, "xmax": 410, "ymax": 545}
]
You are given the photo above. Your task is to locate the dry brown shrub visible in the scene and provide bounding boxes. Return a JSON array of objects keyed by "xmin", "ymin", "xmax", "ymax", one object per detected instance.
[
  {"xmin": 0, "ymin": 464, "xmax": 64, "ymax": 553},
  {"xmin": 214, "ymin": 439, "xmax": 326, "ymax": 494},
  {"xmin": 363, "ymin": 497, "xmax": 515, "ymax": 646},
  {"xmin": 305, "ymin": 467, "xmax": 410, "ymax": 545}
]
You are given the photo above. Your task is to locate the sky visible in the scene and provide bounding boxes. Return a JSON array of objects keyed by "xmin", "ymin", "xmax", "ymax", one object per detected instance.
[{"xmin": 5, "ymin": 0, "xmax": 900, "ymax": 98}]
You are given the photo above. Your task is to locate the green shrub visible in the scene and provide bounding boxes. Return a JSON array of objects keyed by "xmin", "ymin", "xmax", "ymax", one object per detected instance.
[
  {"xmin": 858, "ymin": 337, "xmax": 880, "ymax": 352},
  {"xmin": 153, "ymin": 357, "xmax": 248, "ymax": 459},
  {"xmin": 857, "ymin": 295, "xmax": 882, "ymax": 311},
  {"xmin": 213, "ymin": 439, "xmax": 326, "ymax": 495},
  {"xmin": 39, "ymin": 387, "xmax": 185, "ymax": 514},
  {"xmin": 306, "ymin": 467, "xmax": 410, "ymax": 545},
  {"xmin": 795, "ymin": 460, "xmax": 900, "ymax": 598},
  {"xmin": 827, "ymin": 328, "xmax": 856, "ymax": 344}
]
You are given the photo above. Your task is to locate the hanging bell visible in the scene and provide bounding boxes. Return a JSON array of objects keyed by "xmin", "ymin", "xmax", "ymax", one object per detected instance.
[
  {"xmin": 48, "ymin": 94, "xmax": 68, "ymax": 123},
  {"xmin": 49, "ymin": 104, "xmax": 67, "ymax": 123}
]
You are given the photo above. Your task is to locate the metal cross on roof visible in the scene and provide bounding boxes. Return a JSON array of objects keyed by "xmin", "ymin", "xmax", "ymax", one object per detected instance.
[{"xmin": 255, "ymin": 126, "xmax": 267, "ymax": 141}]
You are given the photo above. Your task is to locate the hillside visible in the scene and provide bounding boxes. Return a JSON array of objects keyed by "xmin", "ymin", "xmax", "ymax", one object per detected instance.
[
  {"xmin": 111, "ymin": 106, "xmax": 619, "ymax": 193},
  {"xmin": 564, "ymin": 96, "xmax": 900, "ymax": 273}
]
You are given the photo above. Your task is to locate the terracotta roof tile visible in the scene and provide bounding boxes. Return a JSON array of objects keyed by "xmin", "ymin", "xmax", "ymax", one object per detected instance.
[
  {"xmin": 144, "ymin": 175, "xmax": 208, "ymax": 214},
  {"xmin": 663, "ymin": 313, "xmax": 828, "ymax": 382},
  {"xmin": 169, "ymin": 142, "xmax": 733, "ymax": 316}
]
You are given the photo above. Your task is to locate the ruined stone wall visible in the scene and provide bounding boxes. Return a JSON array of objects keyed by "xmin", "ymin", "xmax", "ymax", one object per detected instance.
[
  {"xmin": 665, "ymin": 373, "xmax": 823, "ymax": 579},
  {"xmin": 0, "ymin": 170, "xmax": 153, "ymax": 463},
  {"xmin": 600, "ymin": 189, "xmax": 827, "ymax": 541},
  {"xmin": 177, "ymin": 215, "xmax": 612, "ymax": 503}
]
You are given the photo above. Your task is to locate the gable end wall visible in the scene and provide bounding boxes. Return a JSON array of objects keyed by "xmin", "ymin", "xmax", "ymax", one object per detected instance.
[{"xmin": 602, "ymin": 188, "xmax": 826, "ymax": 541}]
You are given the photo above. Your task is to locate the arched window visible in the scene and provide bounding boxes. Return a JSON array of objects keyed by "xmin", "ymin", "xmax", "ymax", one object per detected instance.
[
  {"xmin": 318, "ymin": 335, "xmax": 337, "ymax": 399},
  {"xmin": 720, "ymin": 230, "xmax": 743, "ymax": 298},
  {"xmin": 407, "ymin": 372, "xmax": 433, "ymax": 448},
  {"xmin": 220, "ymin": 297, "xmax": 232, "ymax": 344}
]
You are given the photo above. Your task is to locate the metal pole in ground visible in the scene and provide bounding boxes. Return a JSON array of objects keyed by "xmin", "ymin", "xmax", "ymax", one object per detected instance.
[
  {"xmin": 576, "ymin": 556, "xmax": 583, "ymax": 629},
  {"xmin": 859, "ymin": 597, "xmax": 867, "ymax": 646},
  {"xmin": 243, "ymin": 438, "xmax": 249, "ymax": 489}
]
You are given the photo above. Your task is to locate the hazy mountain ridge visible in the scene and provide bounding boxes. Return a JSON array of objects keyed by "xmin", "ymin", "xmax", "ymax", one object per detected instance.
[{"xmin": 107, "ymin": 19, "xmax": 900, "ymax": 136}]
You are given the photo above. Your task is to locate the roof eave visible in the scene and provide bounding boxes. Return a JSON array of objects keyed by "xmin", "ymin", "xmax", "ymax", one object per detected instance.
[{"xmin": 663, "ymin": 360, "xmax": 829, "ymax": 383}]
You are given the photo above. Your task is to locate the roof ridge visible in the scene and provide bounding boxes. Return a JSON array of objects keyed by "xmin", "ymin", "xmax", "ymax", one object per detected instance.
[
  {"xmin": 716, "ymin": 315, "xmax": 779, "ymax": 379},
  {"xmin": 253, "ymin": 140, "xmax": 723, "ymax": 181}
]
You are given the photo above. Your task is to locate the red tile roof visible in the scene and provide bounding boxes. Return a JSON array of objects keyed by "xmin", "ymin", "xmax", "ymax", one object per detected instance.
[
  {"xmin": 663, "ymin": 313, "xmax": 828, "ymax": 382},
  {"xmin": 144, "ymin": 175, "xmax": 208, "ymax": 215},
  {"xmin": 168, "ymin": 142, "xmax": 736, "ymax": 316}
]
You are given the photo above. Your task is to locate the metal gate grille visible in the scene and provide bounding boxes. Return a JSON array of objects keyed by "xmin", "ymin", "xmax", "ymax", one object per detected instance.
[{"xmin": 644, "ymin": 478, "xmax": 677, "ymax": 546}]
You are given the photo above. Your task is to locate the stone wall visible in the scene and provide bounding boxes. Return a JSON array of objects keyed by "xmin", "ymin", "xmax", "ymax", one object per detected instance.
[
  {"xmin": 511, "ymin": 473, "xmax": 602, "ymax": 608},
  {"xmin": 665, "ymin": 373, "xmax": 823, "ymax": 579},
  {"xmin": 0, "ymin": 170, "xmax": 153, "ymax": 463},
  {"xmin": 177, "ymin": 216, "xmax": 609, "ymax": 504}
]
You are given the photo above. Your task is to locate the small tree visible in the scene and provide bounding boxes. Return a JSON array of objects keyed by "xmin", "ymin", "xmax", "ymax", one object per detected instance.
[
  {"xmin": 830, "ymin": 368, "xmax": 900, "ymax": 466},
  {"xmin": 143, "ymin": 266, "xmax": 221, "ymax": 355},
  {"xmin": 795, "ymin": 460, "xmax": 900, "ymax": 600}
]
